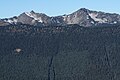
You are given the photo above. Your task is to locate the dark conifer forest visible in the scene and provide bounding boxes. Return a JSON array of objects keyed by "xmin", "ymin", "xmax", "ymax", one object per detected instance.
[{"xmin": 0, "ymin": 24, "xmax": 120, "ymax": 80}]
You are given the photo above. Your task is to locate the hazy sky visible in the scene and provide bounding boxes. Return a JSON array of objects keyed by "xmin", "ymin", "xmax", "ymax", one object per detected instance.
[{"xmin": 0, "ymin": 0, "xmax": 120, "ymax": 18}]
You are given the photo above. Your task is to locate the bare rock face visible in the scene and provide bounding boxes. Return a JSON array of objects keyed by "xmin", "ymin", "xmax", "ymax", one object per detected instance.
[
  {"xmin": 1, "ymin": 8, "xmax": 120, "ymax": 27},
  {"xmin": 17, "ymin": 11, "xmax": 54, "ymax": 26},
  {"xmin": 88, "ymin": 10, "xmax": 120, "ymax": 24},
  {"xmin": 63, "ymin": 8, "xmax": 120, "ymax": 26},
  {"xmin": 17, "ymin": 13, "xmax": 35, "ymax": 25},
  {"xmin": 63, "ymin": 8, "xmax": 95, "ymax": 27}
]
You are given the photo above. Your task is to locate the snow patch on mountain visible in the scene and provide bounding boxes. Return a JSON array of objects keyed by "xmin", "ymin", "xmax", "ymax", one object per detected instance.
[
  {"xmin": 89, "ymin": 13, "xmax": 107, "ymax": 23},
  {"xmin": 87, "ymin": 15, "xmax": 89, "ymax": 19},
  {"xmin": 25, "ymin": 12, "xmax": 43, "ymax": 23},
  {"xmin": 62, "ymin": 15, "xmax": 67, "ymax": 21},
  {"xmin": 91, "ymin": 21, "xmax": 95, "ymax": 24},
  {"xmin": 114, "ymin": 21, "xmax": 117, "ymax": 24},
  {"xmin": 4, "ymin": 18, "xmax": 17, "ymax": 24}
]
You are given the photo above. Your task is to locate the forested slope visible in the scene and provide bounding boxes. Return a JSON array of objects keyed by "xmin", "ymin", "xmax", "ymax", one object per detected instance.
[{"xmin": 0, "ymin": 24, "xmax": 120, "ymax": 80}]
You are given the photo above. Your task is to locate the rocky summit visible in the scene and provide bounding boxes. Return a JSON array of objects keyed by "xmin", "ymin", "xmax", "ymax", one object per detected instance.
[{"xmin": 1, "ymin": 8, "xmax": 120, "ymax": 27}]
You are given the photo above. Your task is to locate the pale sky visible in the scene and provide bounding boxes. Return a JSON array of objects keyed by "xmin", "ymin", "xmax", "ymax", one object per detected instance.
[{"xmin": 0, "ymin": 0, "xmax": 120, "ymax": 18}]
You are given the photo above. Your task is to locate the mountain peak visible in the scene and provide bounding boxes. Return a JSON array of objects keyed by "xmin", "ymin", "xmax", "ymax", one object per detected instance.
[
  {"xmin": 79, "ymin": 8, "xmax": 89, "ymax": 11},
  {"xmin": 78, "ymin": 8, "xmax": 89, "ymax": 12},
  {"xmin": 1, "ymin": 8, "xmax": 120, "ymax": 27},
  {"xmin": 30, "ymin": 10, "xmax": 35, "ymax": 14}
]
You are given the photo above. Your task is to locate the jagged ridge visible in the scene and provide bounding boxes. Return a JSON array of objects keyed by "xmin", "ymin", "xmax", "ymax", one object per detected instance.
[{"xmin": 1, "ymin": 8, "xmax": 120, "ymax": 27}]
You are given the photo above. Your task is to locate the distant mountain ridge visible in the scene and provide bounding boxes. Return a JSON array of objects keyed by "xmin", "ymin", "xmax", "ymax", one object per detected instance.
[{"xmin": 1, "ymin": 8, "xmax": 120, "ymax": 27}]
